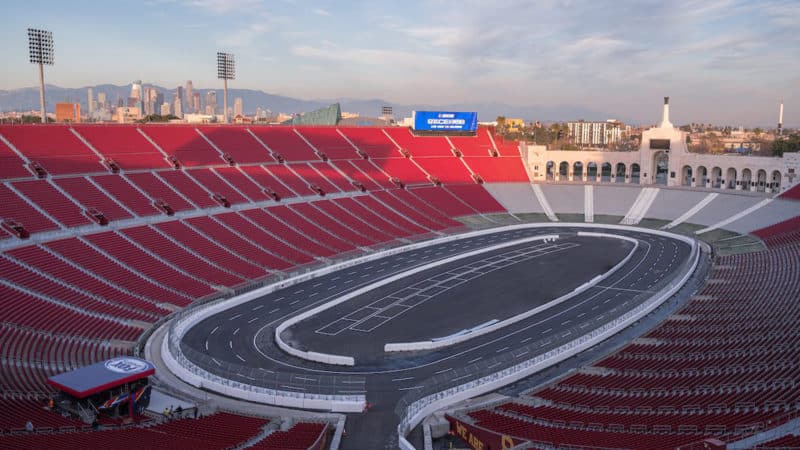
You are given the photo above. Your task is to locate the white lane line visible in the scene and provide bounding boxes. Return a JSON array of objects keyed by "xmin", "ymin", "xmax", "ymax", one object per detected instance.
[
  {"xmin": 211, "ymin": 326, "xmax": 219, "ymax": 334},
  {"xmin": 328, "ymin": 286, "xmax": 336, "ymax": 290},
  {"xmin": 331, "ymin": 276, "xmax": 340, "ymax": 281},
  {"xmin": 309, "ymin": 292, "xmax": 319, "ymax": 297},
  {"xmin": 235, "ymin": 354, "xmax": 246, "ymax": 362},
  {"xmin": 273, "ymin": 297, "xmax": 284, "ymax": 302},
  {"xmin": 233, "ymin": 327, "xmax": 240, "ymax": 335},
  {"xmin": 398, "ymin": 385, "xmax": 423, "ymax": 391},
  {"xmin": 205, "ymin": 340, "xmax": 209, "ymax": 351},
  {"xmin": 247, "ymin": 317, "xmax": 259, "ymax": 324},
  {"xmin": 434, "ymin": 367, "xmax": 452, "ymax": 375},
  {"xmin": 561, "ymin": 320, "xmax": 571, "ymax": 325},
  {"xmin": 516, "ymin": 350, "xmax": 529, "ymax": 358},
  {"xmin": 294, "ymin": 289, "xmax": 304, "ymax": 294},
  {"xmin": 467, "ymin": 356, "xmax": 483, "ymax": 364},
  {"xmin": 252, "ymin": 305, "xmax": 263, "ymax": 311},
  {"xmin": 228, "ymin": 340, "xmax": 233, "ymax": 349},
  {"xmin": 313, "ymin": 283, "xmax": 322, "ymax": 287},
  {"xmin": 269, "ymin": 308, "xmax": 280, "ymax": 314},
  {"xmin": 296, "ymin": 376, "xmax": 317, "ymax": 382},
  {"xmin": 392, "ymin": 376, "xmax": 415, "ymax": 382},
  {"xmin": 542, "ymin": 328, "xmax": 552, "ymax": 334},
  {"xmin": 520, "ymin": 337, "xmax": 532, "ymax": 344},
  {"xmin": 496, "ymin": 346, "xmax": 509, "ymax": 353},
  {"xmin": 290, "ymin": 300, "xmax": 299, "ymax": 306},
  {"xmin": 229, "ymin": 313, "xmax": 242, "ymax": 321}
]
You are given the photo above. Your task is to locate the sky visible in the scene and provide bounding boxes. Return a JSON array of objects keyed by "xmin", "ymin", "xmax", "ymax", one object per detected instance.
[{"xmin": 1, "ymin": 0, "xmax": 798, "ymax": 126}]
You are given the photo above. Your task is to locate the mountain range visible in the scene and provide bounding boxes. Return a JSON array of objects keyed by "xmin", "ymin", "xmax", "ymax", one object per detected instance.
[{"xmin": 0, "ymin": 84, "xmax": 629, "ymax": 124}]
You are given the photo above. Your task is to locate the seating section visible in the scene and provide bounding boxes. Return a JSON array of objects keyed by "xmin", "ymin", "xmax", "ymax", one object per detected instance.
[
  {"xmin": 409, "ymin": 186, "xmax": 477, "ymax": 217},
  {"xmin": 0, "ymin": 412, "xmax": 267, "ymax": 450},
  {"xmin": 758, "ymin": 434, "xmax": 800, "ymax": 449},
  {"xmin": 12, "ymin": 180, "xmax": 91, "ymax": 228},
  {"xmin": 0, "ymin": 124, "xmax": 519, "ymax": 446},
  {"xmin": 464, "ymin": 157, "xmax": 530, "ymax": 182},
  {"xmin": 250, "ymin": 127, "xmax": 318, "ymax": 161},
  {"xmin": 448, "ymin": 128, "xmax": 496, "ymax": 156},
  {"xmin": 752, "ymin": 216, "xmax": 800, "ymax": 248},
  {"xmin": 0, "ymin": 125, "xmax": 105, "ymax": 175},
  {"xmin": 91, "ymin": 175, "xmax": 160, "ymax": 217},
  {"xmin": 464, "ymin": 236, "xmax": 800, "ymax": 449},
  {"xmin": 412, "ymin": 157, "xmax": 474, "ymax": 183},
  {"xmin": 445, "ymin": 184, "xmax": 507, "ymax": 214},
  {"xmin": 54, "ymin": 177, "xmax": 133, "ymax": 221},
  {"xmin": 779, "ymin": 183, "xmax": 800, "ymax": 201},
  {"xmin": 296, "ymin": 127, "xmax": 358, "ymax": 160},
  {"xmin": 0, "ymin": 184, "xmax": 60, "ymax": 234},
  {"xmin": 0, "ymin": 138, "xmax": 31, "ymax": 180},
  {"xmin": 249, "ymin": 422, "xmax": 328, "ymax": 449},
  {"xmin": 383, "ymin": 128, "xmax": 453, "ymax": 156},
  {"xmin": 139, "ymin": 125, "xmax": 223, "ymax": 167},
  {"xmin": 72, "ymin": 125, "xmax": 169, "ymax": 170},
  {"xmin": 339, "ymin": 127, "xmax": 399, "ymax": 158},
  {"xmin": 197, "ymin": 126, "xmax": 272, "ymax": 164}
]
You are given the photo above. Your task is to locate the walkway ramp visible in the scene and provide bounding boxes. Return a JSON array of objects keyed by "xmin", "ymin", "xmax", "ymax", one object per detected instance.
[
  {"xmin": 620, "ymin": 187, "xmax": 659, "ymax": 225},
  {"xmin": 532, "ymin": 184, "xmax": 558, "ymax": 221},
  {"xmin": 662, "ymin": 193, "xmax": 718, "ymax": 229},
  {"xmin": 584, "ymin": 185, "xmax": 594, "ymax": 223}
]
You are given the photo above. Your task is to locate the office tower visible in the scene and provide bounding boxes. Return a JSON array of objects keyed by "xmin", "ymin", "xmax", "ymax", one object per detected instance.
[
  {"xmin": 131, "ymin": 80, "xmax": 143, "ymax": 101},
  {"xmin": 186, "ymin": 80, "xmax": 193, "ymax": 112},
  {"xmin": 234, "ymin": 97, "xmax": 243, "ymax": 117},
  {"xmin": 160, "ymin": 102, "xmax": 171, "ymax": 116},
  {"xmin": 192, "ymin": 93, "xmax": 201, "ymax": 114},
  {"xmin": 87, "ymin": 88, "xmax": 94, "ymax": 114},
  {"xmin": 174, "ymin": 97, "xmax": 183, "ymax": 118},
  {"xmin": 97, "ymin": 92, "xmax": 107, "ymax": 108},
  {"xmin": 205, "ymin": 91, "xmax": 217, "ymax": 115},
  {"xmin": 176, "ymin": 85, "xmax": 184, "ymax": 104}
]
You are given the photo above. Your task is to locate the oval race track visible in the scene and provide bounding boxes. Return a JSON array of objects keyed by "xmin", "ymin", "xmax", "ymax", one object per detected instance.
[{"xmin": 175, "ymin": 225, "xmax": 695, "ymax": 448}]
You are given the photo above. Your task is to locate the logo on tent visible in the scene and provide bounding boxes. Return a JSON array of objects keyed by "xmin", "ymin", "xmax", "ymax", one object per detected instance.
[{"xmin": 104, "ymin": 358, "xmax": 149, "ymax": 374}]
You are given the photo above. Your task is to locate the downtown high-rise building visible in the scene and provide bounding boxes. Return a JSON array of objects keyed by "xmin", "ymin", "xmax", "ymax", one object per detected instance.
[
  {"xmin": 173, "ymin": 97, "xmax": 183, "ymax": 118},
  {"xmin": 87, "ymin": 88, "xmax": 94, "ymax": 114},
  {"xmin": 234, "ymin": 97, "xmax": 243, "ymax": 117},
  {"xmin": 192, "ymin": 93, "xmax": 201, "ymax": 114},
  {"xmin": 205, "ymin": 91, "xmax": 217, "ymax": 115},
  {"xmin": 97, "ymin": 92, "xmax": 107, "ymax": 108},
  {"xmin": 186, "ymin": 80, "xmax": 194, "ymax": 113},
  {"xmin": 176, "ymin": 86, "xmax": 184, "ymax": 104}
]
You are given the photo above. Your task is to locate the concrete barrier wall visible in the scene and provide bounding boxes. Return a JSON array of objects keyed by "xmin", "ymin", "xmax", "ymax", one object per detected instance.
[
  {"xmin": 159, "ymin": 222, "xmax": 697, "ymax": 417},
  {"xmin": 275, "ymin": 234, "xmax": 559, "ymax": 365},
  {"xmin": 385, "ymin": 234, "xmax": 638, "ymax": 352},
  {"xmin": 395, "ymin": 226, "xmax": 700, "ymax": 445}
]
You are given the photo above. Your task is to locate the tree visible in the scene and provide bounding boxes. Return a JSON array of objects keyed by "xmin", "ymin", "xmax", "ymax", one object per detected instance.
[{"xmin": 495, "ymin": 116, "xmax": 506, "ymax": 134}]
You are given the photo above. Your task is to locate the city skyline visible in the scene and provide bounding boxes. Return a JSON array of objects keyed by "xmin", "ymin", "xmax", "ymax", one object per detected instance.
[{"xmin": 1, "ymin": 0, "xmax": 798, "ymax": 126}]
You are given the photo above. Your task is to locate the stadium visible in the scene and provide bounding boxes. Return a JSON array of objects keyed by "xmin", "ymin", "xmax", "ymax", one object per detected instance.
[{"xmin": 0, "ymin": 93, "xmax": 799, "ymax": 450}]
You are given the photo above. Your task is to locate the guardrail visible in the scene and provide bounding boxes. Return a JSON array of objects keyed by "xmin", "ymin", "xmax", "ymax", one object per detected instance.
[
  {"xmin": 275, "ymin": 234, "xmax": 560, "ymax": 365},
  {"xmin": 394, "ymin": 226, "xmax": 701, "ymax": 443},
  {"xmin": 385, "ymin": 233, "xmax": 637, "ymax": 352}
]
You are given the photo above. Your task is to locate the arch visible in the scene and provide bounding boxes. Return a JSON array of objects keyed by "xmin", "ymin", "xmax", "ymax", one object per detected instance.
[
  {"xmin": 573, "ymin": 161, "xmax": 584, "ymax": 181},
  {"xmin": 711, "ymin": 166, "xmax": 722, "ymax": 188},
  {"xmin": 630, "ymin": 163, "xmax": 641, "ymax": 184},
  {"xmin": 587, "ymin": 162, "xmax": 598, "ymax": 182},
  {"xmin": 558, "ymin": 161, "xmax": 569, "ymax": 181},
  {"xmin": 726, "ymin": 167, "xmax": 737, "ymax": 189},
  {"xmin": 741, "ymin": 168, "xmax": 752, "ymax": 190},
  {"xmin": 653, "ymin": 151, "xmax": 669, "ymax": 185},
  {"xmin": 771, "ymin": 170, "xmax": 782, "ymax": 191},
  {"xmin": 601, "ymin": 162, "xmax": 612, "ymax": 182},
  {"xmin": 682, "ymin": 165, "xmax": 693, "ymax": 187},
  {"xmin": 756, "ymin": 169, "xmax": 767, "ymax": 192},
  {"xmin": 546, "ymin": 161, "xmax": 555, "ymax": 181},
  {"xmin": 615, "ymin": 163, "xmax": 626, "ymax": 183},
  {"xmin": 696, "ymin": 166, "xmax": 708, "ymax": 187}
]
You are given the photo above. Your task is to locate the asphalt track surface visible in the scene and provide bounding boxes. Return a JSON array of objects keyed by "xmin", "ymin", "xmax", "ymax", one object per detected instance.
[{"xmin": 182, "ymin": 227, "xmax": 692, "ymax": 449}]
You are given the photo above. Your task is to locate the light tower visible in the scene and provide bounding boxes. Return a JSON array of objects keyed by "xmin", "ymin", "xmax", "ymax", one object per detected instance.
[
  {"xmin": 28, "ymin": 28, "xmax": 54, "ymax": 124},
  {"xmin": 216, "ymin": 52, "xmax": 235, "ymax": 123},
  {"xmin": 778, "ymin": 100, "xmax": 784, "ymax": 136}
]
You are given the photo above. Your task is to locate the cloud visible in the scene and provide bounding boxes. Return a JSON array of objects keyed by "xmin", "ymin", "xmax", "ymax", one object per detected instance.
[
  {"xmin": 312, "ymin": 8, "xmax": 330, "ymax": 16},
  {"xmin": 184, "ymin": 0, "xmax": 264, "ymax": 13},
  {"xmin": 219, "ymin": 22, "xmax": 271, "ymax": 48}
]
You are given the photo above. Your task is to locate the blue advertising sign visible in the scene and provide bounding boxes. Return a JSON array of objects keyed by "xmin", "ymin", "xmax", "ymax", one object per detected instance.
[{"xmin": 413, "ymin": 111, "xmax": 478, "ymax": 132}]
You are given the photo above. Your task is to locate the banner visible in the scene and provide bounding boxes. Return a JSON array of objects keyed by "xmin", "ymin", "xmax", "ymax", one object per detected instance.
[
  {"xmin": 446, "ymin": 415, "xmax": 520, "ymax": 450},
  {"xmin": 413, "ymin": 111, "xmax": 478, "ymax": 132}
]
